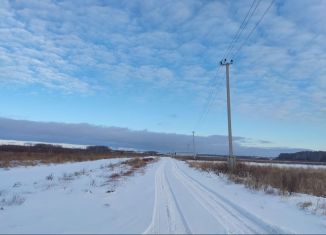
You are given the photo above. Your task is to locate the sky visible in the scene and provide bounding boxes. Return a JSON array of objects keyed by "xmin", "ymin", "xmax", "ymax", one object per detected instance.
[{"xmin": 0, "ymin": 0, "xmax": 325, "ymax": 156}]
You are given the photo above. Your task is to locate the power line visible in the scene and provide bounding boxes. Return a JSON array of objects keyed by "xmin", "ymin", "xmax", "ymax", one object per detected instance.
[
  {"xmin": 194, "ymin": 1, "xmax": 262, "ymax": 132},
  {"xmin": 199, "ymin": 76, "xmax": 223, "ymax": 124},
  {"xmin": 193, "ymin": 66, "xmax": 222, "ymax": 131},
  {"xmin": 231, "ymin": 0, "xmax": 275, "ymax": 59},
  {"xmin": 224, "ymin": 0, "xmax": 261, "ymax": 59},
  {"xmin": 193, "ymin": 0, "xmax": 267, "ymax": 134},
  {"xmin": 194, "ymin": 86, "xmax": 217, "ymax": 130},
  {"xmin": 193, "ymin": 66, "xmax": 222, "ymax": 130},
  {"xmin": 193, "ymin": 82, "xmax": 216, "ymax": 130},
  {"xmin": 223, "ymin": 0, "xmax": 257, "ymax": 59}
]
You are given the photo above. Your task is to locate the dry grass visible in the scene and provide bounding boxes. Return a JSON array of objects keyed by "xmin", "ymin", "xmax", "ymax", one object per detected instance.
[
  {"xmin": 89, "ymin": 179, "xmax": 97, "ymax": 187},
  {"xmin": 100, "ymin": 157, "xmax": 159, "ymax": 190},
  {"xmin": 46, "ymin": 173, "xmax": 54, "ymax": 181},
  {"xmin": 0, "ymin": 144, "xmax": 157, "ymax": 168},
  {"xmin": 122, "ymin": 157, "xmax": 157, "ymax": 169},
  {"xmin": 298, "ymin": 201, "xmax": 313, "ymax": 210},
  {"xmin": 59, "ymin": 172, "xmax": 75, "ymax": 182},
  {"xmin": 103, "ymin": 157, "xmax": 158, "ymax": 184},
  {"xmin": 0, "ymin": 194, "xmax": 26, "ymax": 206},
  {"xmin": 109, "ymin": 173, "xmax": 120, "ymax": 180},
  {"xmin": 315, "ymin": 199, "xmax": 326, "ymax": 215},
  {"xmin": 187, "ymin": 161, "xmax": 326, "ymax": 197},
  {"xmin": 0, "ymin": 151, "xmax": 150, "ymax": 168}
]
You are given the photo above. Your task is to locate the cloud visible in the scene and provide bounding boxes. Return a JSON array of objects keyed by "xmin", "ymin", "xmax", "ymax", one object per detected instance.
[
  {"xmin": 0, "ymin": 117, "xmax": 306, "ymax": 157},
  {"xmin": 227, "ymin": 1, "xmax": 326, "ymax": 122},
  {"xmin": 0, "ymin": 0, "xmax": 325, "ymax": 123},
  {"xmin": 0, "ymin": 0, "xmax": 236, "ymax": 92}
]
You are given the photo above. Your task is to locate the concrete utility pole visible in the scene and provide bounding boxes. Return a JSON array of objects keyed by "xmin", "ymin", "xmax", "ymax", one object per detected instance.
[
  {"xmin": 192, "ymin": 131, "xmax": 196, "ymax": 159},
  {"xmin": 220, "ymin": 59, "xmax": 236, "ymax": 170}
]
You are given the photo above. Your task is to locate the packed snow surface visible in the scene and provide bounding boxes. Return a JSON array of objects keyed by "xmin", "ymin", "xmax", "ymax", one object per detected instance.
[{"xmin": 0, "ymin": 157, "xmax": 325, "ymax": 234}]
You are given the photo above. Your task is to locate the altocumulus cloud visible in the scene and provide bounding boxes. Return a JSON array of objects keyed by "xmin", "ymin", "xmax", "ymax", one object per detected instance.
[
  {"xmin": 0, "ymin": 117, "xmax": 305, "ymax": 157},
  {"xmin": 0, "ymin": 0, "xmax": 325, "ymax": 122}
]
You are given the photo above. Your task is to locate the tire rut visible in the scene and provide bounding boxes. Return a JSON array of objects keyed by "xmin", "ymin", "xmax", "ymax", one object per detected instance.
[
  {"xmin": 143, "ymin": 160, "xmax": 190, "ymax": 234},
  {"xmin": 172, "ymin": 160, "xmax": 287, "ymax": 234}
]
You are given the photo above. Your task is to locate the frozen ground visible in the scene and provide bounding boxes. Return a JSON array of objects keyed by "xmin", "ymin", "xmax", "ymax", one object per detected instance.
[{"xmin": 0, "ymin": 157, "xmax": 325, "ymax": 234}]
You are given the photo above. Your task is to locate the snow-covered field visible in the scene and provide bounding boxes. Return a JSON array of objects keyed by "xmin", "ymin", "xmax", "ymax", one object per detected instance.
[
  {"xmin": 243, "ymin": 161, "xmax": 326, "ymax": 169},
  {"xmin": 189, "ymin": 159, "xmax": 326, "ymax": 169},
  {"xmin": 1, "ymin": 157, "xmax": 325, "ymax": 234}
]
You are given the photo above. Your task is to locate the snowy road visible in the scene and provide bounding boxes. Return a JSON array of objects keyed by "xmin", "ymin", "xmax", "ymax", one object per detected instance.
[
  {"xmin": 1, "ymin": 157, "xmax": 325, "ymax": 234},
  {"xmin": 144, "ymin": 158, "xmax": 285, "ymax": 234}
]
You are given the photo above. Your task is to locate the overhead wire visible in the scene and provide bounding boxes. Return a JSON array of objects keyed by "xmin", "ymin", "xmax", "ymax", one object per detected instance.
[
  {"xmin": 193, "ymin": 0, "xmax": 262, "ymax": 132},
  {"xmin": 193, "ymin": 66, "xmax": 222, "ymax": 131},
  {"xmin": 231, "ymin": 0, "xmax": 275, "ymax": 60},
  {"xmin": 224, "ymin": 0, "xmax": 261, "ymax": 59}
]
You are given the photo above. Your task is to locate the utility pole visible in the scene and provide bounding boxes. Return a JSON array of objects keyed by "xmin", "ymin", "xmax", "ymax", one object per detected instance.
[
  {"xmin": 220, "ymin": 59, "xmax": 236, "ymax": 170},
  {"xmin": 192, "ymin": 131, "xmax": 196, "ymax": 159}
]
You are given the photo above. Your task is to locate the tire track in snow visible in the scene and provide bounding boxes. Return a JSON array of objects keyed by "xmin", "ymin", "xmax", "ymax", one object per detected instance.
[
  {"xmin": 163, "ymin": 162, "xmax": 191, "ymax": 234},
  {"xmin": 172, "ymin": 159, "xmax": 288, "ymax": 234},
  {"xmin": 143, "ymin": 160, "xmax": 190, "ymax": 234}
]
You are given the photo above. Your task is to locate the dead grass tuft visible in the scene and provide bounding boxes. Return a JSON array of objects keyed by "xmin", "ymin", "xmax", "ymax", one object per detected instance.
[
  {"xmin": 106, "ymin": 157, "xmax": 158, "ymax": 182},
  {"xmin": 298, "ymin": 201, "xmax": 312, "ymax": 210},
  {"xmin": 1, "ymin": 194, "xmax": 26, "ymax": 206},
  {"xmin": 90, "ymin": 179, "xmax": 97, "ymax": 187},
  {"xmin": 46, "ymin": 173, "xmax": 54, "ymax": 181},
  {"xmin": 59, "ymin": 173, "xmax": 75, "ymax": 182},
  {"xmin": 122, "ymin": 157, "xmax": 157, "ymax": 170},
  {"xmin": 314, "ymin": 199, "xmax": 326, "ymax": 215},
  {"xmin": 122, "ymin": 170, "xmax": 134, "ymax": 177},
  {"xmin": 109, "ymin": 173, "xmax": 120, "ymax": 180}
]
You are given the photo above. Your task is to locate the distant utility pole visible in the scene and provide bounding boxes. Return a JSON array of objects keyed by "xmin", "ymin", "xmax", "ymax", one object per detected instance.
[
  {"xmin": 192, "ymin": 131, "xmax": 197, "ymax": 159},
  {"xmin": 220, "ymin": 59, "xmax": 236, "ymax": 170}
]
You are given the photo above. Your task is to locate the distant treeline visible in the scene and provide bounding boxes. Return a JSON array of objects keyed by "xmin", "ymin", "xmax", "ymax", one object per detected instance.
[
  {"xmin": 0, "ymin": 144, "xmax": 111, "ymax": 154},
  {"xmin": 276, "ymin": 151, "xmax": 326, "ymax": 162},
  {"xmin": 0, "ymin": 144, "xmax": 159, "ymax": 168},
  {"xmin": 0, "ymin": 144, "xmax": 158, "ymax": 155}
]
